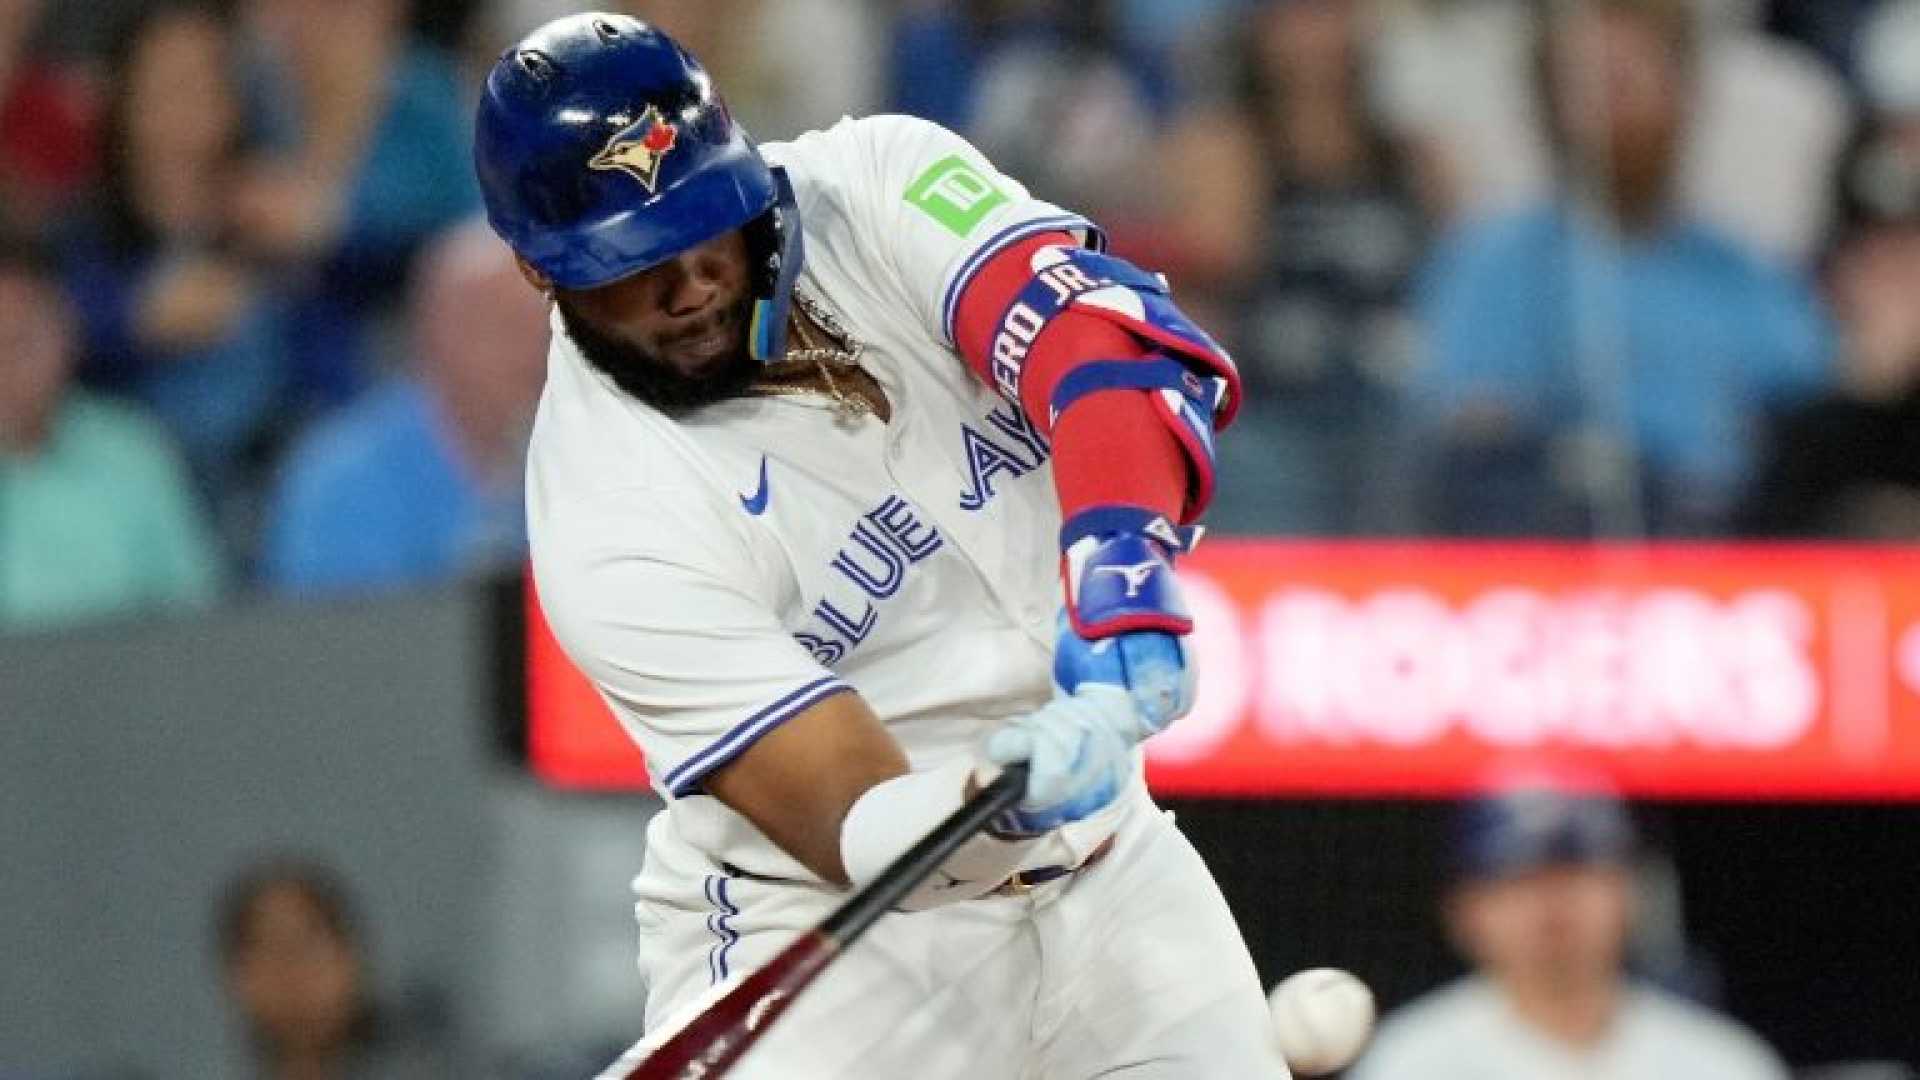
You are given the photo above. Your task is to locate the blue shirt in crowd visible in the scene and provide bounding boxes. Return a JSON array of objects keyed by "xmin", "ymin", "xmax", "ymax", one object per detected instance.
[
  {"xmin": 1411, "ymin": 205, "xmax": 1833, "ymax": 531},
  {"xmin": 59, "ymin": 220, "xmax": 290, "ymax": 514},
  {"xmin": 261, "ymin": 378, "xmax": 525, "ymax": 596}
]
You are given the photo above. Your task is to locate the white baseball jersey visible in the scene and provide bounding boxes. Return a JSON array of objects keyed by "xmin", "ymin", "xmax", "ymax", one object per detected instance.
[
  {"xmin": 1351, "ymin": 977, "xmax": 1791, "ymax": 1080},
  {"xmin": 527, "ymin": 114, "xmax": 1129, "ymax": 893}
]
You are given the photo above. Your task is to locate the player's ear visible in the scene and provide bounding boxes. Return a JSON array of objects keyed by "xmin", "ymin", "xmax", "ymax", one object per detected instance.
[{"xmin": 515, "ymin": 255, "xmax": 553, "ymax": 296}]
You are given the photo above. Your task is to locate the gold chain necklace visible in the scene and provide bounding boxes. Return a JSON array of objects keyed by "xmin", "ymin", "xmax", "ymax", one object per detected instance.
[{"xmin": 751, "ymin": 293, "xmax": 872, "ymax": 421}]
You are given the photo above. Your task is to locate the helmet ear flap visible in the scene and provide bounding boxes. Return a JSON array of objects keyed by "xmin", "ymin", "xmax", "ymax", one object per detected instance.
[
  {"xmin": 742, "ymin": 204, "xmax": 781, "ymax": 298},
  {"xmin": 746, "ymin": 167, "xmax": 805, "ymax": 364}
]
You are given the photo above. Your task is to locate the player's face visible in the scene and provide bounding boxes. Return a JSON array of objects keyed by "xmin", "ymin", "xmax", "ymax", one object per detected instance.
[
  {"xmin": 1449, "ymin": 864, "xmax": 1635, "ymax": 996},
  {"xmin": 553, "ymin": 229, "xmax": 760, "ymax": 416}
]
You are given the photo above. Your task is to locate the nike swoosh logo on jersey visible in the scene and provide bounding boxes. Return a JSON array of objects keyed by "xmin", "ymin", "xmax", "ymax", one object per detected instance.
[{"xmin": 739, "ymin": 455, "xmax": 771, "ymax": 516}]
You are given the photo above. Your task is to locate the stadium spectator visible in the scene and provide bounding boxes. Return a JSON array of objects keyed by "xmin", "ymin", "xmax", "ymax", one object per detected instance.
[
  {"xmin": 1112, "ymin": 0, "xmax": 1249, "ymax": 61},
  {"xmin": 1376, "ymin": 0, "xmax": 1849, "ymax": 264},
  {"xmin": 1406, "ymin": 0, "xmax": 1831, "ymax": 537},
  {"xmin": 216, "ymin": 858, "xmax": 453, "ymax": 1079},
  {"xmin": 966, "ymin": 0, "xmax": 1172, "ymax": 230},
  {"xmin": 261, "ymin": 220, "xmax": 546, "ymax": 596},
  {"xmin": 886, "ymin": 0, "xmax": 979, "ymax": 131},
  {"xmin": 617, "ymin": 0, "xmax": 880, "ymax": 141},
  {"xmin": 1351, "ymin": 782, "xmax": 1790, "ymax": 1080},
  {"xmin": 58, "ymin": 0, "xmax": 289, "ymax": 546},
  {"xmin": 0, "ymin": 235, "xmax": 222, "ymax": 632},
  {"xmin": 233, "ymin": 0, "xmax": 478, "ymax": 406},
  {"xmin": 1858, "ymin": 0, "xmax": 1920, "ymax": 128},
  {"xmin": 0, "ymin": 0, "xmax": 98, "ymax": 235},
  {"xmin": 1742, "ymin": 124, "xmax": 1920, "ymax": 537},
  {"xmin": 1767, "ymin": 0, "xmax": 1882, "ymax": 76},
  {"xmin": 1168, "ymin": 0, "xmax": 1431, "ymax": 535},
  {"xmin": 1683, "ymin": 5, "xmax": 1851, "ymax": 266},
  {"xmin": 887, "ymin": 0, "xmax": 1171, "ymax": 238}
]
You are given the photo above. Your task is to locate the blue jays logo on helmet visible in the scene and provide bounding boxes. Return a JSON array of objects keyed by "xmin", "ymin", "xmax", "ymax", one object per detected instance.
[
  {"xmin": 588, "ymin": 104, "xmax": 678, "ymax": 193},
  {"xmin": 472, "ymin": 12, "xmax": 805, "ymax": 360}
]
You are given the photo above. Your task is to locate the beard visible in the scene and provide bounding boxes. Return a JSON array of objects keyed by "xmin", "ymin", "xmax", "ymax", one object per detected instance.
[{"xmin": 555, "ymin": 293, "xmax": 761, "ymax": 418}]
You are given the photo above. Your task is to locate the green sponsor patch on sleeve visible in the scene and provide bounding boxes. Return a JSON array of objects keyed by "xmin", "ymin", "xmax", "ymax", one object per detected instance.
[{"xmin": 902, "ymin": 154, "xmax": 1010, "ymax": 237}]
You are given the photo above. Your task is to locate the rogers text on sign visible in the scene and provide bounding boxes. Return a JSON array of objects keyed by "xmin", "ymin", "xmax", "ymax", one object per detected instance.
[{"xmin": 1190, "ymin": 584, "xmax": 1820, "ymax": 753}]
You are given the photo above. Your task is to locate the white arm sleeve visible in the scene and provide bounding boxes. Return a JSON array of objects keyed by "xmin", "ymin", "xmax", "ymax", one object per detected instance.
[{"xmin": 840, "ymin": 758, "xmax": 1042, "ymax": 911}]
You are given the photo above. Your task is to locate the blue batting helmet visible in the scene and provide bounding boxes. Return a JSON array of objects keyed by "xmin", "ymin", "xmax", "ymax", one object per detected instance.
[
  {"xmin": 474, "ymin": 13, "xmax": 802, "ymax": 360},
  {"xmin": 1449, "ymin": 785, "xmax": 1637, "ymax": 882}
]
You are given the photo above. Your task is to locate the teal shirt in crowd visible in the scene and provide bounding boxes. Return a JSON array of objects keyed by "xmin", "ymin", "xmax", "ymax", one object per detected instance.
[{"xmin": 0, "ymin": 394, "xmax": 223, "ymax": 631}]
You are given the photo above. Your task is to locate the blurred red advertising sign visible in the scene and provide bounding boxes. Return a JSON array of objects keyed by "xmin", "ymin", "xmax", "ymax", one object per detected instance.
[{"xmin": 526, "ymin": 542, "xmax": 1920, "ymax": 799}]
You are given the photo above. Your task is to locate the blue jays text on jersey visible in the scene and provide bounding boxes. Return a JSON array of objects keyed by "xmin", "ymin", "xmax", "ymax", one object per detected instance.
[
  {"xmin": 794, "ymin": 494, "xmax": 943, "ymax": 667},
  {"xmin": 958, "ymin": 402, "xmax": 1049, "ymax": 512},
  {"xmin": 796, "ymin": 404, "xmax": 1052, "ymax": 668}
]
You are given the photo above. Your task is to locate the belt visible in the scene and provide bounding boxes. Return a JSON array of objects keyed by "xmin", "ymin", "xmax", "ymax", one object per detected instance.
[{"xmin": 993, "ymin": 835, "xmax": 1115, "ymax": 897}]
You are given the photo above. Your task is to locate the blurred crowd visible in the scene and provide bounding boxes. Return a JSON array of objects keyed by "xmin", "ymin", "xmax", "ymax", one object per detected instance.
[{"xmin": 6, "ymin": 0, "xmax": 1920, "ymax": 633}]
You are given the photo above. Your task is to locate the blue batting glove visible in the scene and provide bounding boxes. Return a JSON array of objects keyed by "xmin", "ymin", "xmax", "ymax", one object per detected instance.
[
  {"xmin": 1054, "ymin": 512, "xmax": 1199, "ymax": 737},
  {"xmin": 983, "ymin": 685, "xmax": 1136, "ymax": 837}
]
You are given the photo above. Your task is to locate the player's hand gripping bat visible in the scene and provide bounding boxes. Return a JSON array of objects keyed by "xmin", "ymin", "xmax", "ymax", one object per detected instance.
[{"xmin": 606, "ymin": 762, "xmax": 1030, "ymax": 1079}]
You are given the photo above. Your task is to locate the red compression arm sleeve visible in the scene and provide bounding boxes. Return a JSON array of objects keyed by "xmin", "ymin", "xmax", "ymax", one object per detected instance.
[{"xmin": 952, "ymin": 233, "xmax": 1188, "ymax": 526}]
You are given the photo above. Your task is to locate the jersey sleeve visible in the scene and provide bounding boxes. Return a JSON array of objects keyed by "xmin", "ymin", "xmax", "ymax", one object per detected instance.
[
  {"xmin": 533, "ymin": 491, "xmax": 851, "ymax": 799},
  {"xmin": 830, "ymin": 114, "xmax": 1101, "ymax": 348}
]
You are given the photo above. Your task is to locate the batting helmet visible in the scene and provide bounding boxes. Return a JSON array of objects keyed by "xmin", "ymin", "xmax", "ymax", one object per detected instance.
[{"xmin": 474, "ymin": 13, "xmax": 803, "ymax": 360}]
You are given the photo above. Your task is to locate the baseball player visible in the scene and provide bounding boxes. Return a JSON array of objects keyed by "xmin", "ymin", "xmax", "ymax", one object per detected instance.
[{"xmin": 475, "ymin": 14, "xmax": 1288, "ymax": 1078}]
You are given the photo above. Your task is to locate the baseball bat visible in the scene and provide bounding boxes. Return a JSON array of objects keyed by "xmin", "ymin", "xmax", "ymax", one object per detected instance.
[{"xmin": 612, "ymin": 762, "xmax": 1031, "ymax": 1080}]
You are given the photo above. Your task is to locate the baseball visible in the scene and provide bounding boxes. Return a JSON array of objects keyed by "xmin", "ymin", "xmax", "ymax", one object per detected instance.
[{"xmin": 1268, "ymin": 967, "xmax": 1376, "ymax": 1076}]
